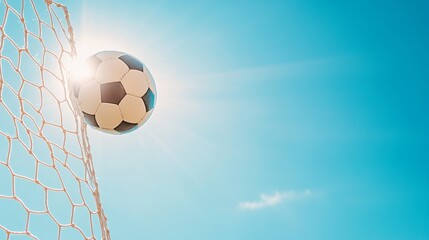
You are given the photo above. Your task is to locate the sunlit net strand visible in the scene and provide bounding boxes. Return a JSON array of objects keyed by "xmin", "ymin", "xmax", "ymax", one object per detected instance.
[{"xmin": 0, "ymin": 0, "xmax": 110, "ymax": 239}]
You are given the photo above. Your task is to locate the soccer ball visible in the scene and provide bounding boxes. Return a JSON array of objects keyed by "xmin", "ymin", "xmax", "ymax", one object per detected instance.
[{"xmin": 73, "ymin": 51, "xmax": 156, "ymax": 134}]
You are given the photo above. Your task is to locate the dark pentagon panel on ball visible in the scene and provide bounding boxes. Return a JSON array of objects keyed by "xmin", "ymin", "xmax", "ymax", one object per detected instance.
[{"xmin": 100, "ymin": 82, "xmax": 127, "ymax": 104}]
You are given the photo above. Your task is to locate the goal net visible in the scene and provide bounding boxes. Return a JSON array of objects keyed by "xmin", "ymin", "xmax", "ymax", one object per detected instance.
[{"xmin": 0, "ymin": 0, "xmax": 110, "ymax": 239}]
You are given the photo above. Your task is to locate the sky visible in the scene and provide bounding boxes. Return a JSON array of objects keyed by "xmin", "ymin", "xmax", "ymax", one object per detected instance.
[{"xmin": 2, "ymin": 0, "xmax": 429, "ymax": 239}]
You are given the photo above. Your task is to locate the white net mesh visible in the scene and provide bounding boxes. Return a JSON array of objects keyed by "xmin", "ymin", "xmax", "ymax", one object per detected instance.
[{"xmin": 0, "ymin": 0, "xmax": 110, "ymax": 239}]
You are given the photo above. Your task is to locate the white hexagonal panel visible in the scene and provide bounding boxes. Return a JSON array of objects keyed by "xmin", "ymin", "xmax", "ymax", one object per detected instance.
[
  {"xmin": 95, "ymin": 51, "xmax": 125, "ymax": 61},
  {"xmin": 119, "ymin": 95, "xmax": 146, "ymax": 124},
  {"xmin": 138, "ymin": 109, "xmax": 154, "ymax": 127},
  {"xmin": 121, "ymin": 70, "xmax": 149, "ymax": 97},
  {"xmin": 77, "ymin": 81, "xmax": 101, "ymax": 115},
  {"xmin": 95, "ymin": 59, "xmax": 129, "ymax": 84},
  {"xmin": 95, "ymin": 103, "xmax": 123, "ymax": 129}
]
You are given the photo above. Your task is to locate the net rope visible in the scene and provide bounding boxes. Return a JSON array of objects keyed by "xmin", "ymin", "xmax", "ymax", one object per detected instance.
[{"xmin": 0, "ymin": 0, "xmax": 110, "ymax": 239}]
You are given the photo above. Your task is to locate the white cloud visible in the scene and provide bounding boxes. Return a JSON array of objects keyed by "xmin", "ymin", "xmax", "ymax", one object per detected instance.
[{"xmin": 238, "ymin": 190, "xmax": 312, "ymax": 210}]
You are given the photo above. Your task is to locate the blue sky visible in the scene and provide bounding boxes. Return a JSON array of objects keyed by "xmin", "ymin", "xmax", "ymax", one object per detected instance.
[
  {"xmin": 1, "ymin": 0, "xmax": 428, "ymax": 239},
  {"xmin": 69, "ymin": 0, "xmax": 429, "ymax": 239}
]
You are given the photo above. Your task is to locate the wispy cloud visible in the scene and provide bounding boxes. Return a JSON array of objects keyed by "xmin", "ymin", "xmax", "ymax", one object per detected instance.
[{"xmin": 238, "ymin": 190, "xmax": 312, "ymax": 210}]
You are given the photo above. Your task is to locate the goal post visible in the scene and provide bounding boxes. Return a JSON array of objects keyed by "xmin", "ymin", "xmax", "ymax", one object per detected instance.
[{"xmin": 0, "ymin": 0, "xmax": 110, "ymax": 239}]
